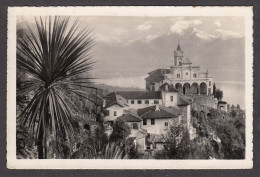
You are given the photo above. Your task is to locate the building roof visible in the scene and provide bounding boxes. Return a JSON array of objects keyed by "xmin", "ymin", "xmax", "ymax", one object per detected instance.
[
  {"xmin": 116, "ymin": 91, "xmax": 162, "ymax": 100},
  {"xmin": 177, "ymin": 95, "xmax": 192, "ymax": 106},
  {"xmin": 145, "ymin": 74, "xmax": 165, "ymax": 82},
  {"xmin": 117, "ymin": 113, "xmax": 142, "ymax": 122},
  {"xmin": 159, "ymin": 83, "xmax": 179, "ymax": 92},
  {"xmin": 147, "ymin": 68, "xmax": 170, "ymax": 75},
  {"xmin": 146, "ymin": 69, "xmax": 171, "ymax": 83},
  {"xmin": 138, "ymin": 105, "xmax": 181, "ymax": 119},
  {"xmin": 104, "ymin": 92, "xmax": 128, "ymax": 108}
]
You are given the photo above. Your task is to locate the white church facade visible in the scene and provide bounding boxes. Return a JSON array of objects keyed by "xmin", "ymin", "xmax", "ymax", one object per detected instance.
[{"xmin": 145, "ymin": 42, "xmax": 213, "ymax": 95}]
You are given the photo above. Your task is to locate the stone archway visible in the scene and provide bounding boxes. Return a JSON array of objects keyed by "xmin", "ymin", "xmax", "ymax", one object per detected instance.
[
  {"xmin": 175, "ymin": 83, "xmax": 182, "ymax": 93},
  {"xmin": 183, "ymin": 83, "xmax": 190, "ymax": 95},
  {"xmin": 191, "ymin": 82, "xmax": 199, "ymax": 94},
  {"xmin": 200, "ymin": 82, "xmax": 207, "ymax": 95}
]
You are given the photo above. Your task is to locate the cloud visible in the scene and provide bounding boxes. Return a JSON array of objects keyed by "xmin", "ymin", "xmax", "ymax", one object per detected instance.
[
  {"xmin": 137, "ymin": 23, "xmax": 152, "ymax": 32},
  {"xmin": 193, "ymin": 28, "xmax": 216, "ymax": 41},
  {"xmin": 215, "ymin": 29, "xmax": 243, "ymax": 39},
  {"xmin": 115, "ymin": 28, "xmax": 127, "ymax": 36},
  {"xmin": 170, "ymin": 20, "xmax": 202, "ymax": 35},
  {"xmin": 215, "ymin": 20, "xmax": 222, "ymax": 27},
  {"xmin": 144, "ymin": 34, "xmax": 158, "ymax": 42}
]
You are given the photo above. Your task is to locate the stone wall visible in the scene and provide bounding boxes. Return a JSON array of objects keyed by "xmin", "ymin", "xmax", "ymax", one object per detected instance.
[{"xmin": 192, "ymin": 95, "xmax": 217, "ymax": 109}]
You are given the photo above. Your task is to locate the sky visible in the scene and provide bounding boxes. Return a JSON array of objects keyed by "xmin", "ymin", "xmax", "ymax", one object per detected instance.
[{"xmin": 17, "ymin": 16, "xmax": 246, "ymax": 108}]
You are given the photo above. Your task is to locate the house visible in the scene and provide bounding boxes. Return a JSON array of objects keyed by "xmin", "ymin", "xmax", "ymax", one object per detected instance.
[
  {"xmin": 115, "ymin": 91, "xmax": 162, "ymax": 109},
  {"xmin": 103, "ymin": 92, "xmax": 129, "ymax": 123},
  {"xmin": 102, "ymin": 83, "xmax": 192, "ymax": 152},
  {"xmin": 118, "ymin": 113, "xmax": 147, "ymax": 153},
  {"xmin": 137, "ymin": 105, "xmax": 182, "ymax": 135},
  {"xmin": 137, "ymin": 104, "xmax": 183, "ymax": 150}
]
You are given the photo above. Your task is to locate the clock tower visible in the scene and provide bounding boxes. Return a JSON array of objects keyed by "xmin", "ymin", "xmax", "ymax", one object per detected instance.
[{"xmin": 173, "ymin": 40, "xmax": 184, "ymax": 66}]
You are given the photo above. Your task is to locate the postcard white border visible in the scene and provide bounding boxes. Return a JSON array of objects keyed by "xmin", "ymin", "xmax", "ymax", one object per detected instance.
[{"xmin": 7, "ymin": 6, "xmax": 253, "ymax": 169}]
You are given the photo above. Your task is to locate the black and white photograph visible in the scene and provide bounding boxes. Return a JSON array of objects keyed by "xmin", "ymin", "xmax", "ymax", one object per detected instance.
[{"xmin": 7, "ymin": 6, "xmax": 253, "ymax": 169}]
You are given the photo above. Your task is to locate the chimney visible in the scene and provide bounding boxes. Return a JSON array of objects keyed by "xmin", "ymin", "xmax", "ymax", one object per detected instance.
[
  {"xmin": 165, "ymin": 84, "xmax": 168, "ymax": 91},
  {"xmin": 155, "ymin": 104, "xmax": 160, "ymax": 111}
]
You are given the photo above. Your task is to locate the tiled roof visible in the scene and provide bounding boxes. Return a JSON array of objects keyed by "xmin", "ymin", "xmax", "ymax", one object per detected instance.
[
  {"xmin": 138, "ymin": 105, "xmax": 181, "ymax": 119},
  {"xmin": 159, "ymin": 83, "xmax": 179, "ymax": 92},
  {"xmin": 218, "ymin": 101, "xmax": 227, "ymax": 104},
  {"xmin": 104, "ymin": 92, "xmax": 128, "ymax": 108},
  {"xmin": 148, "ymin": 69, "xmax": 170, "ymax": 75},
  {"xmin": 177, "ymin": 95, "xmax": 192, "ymax": 106},
  {"xmin": 116, "ymin": 91, "xmax": 162, "ymax": 100},
  {"xmin": 146, "ymin": 69, "xmax": 170, "ymax": 82},
  {"xmin": 145, "ymin": 74, "xmax": 164, "ymax": 82},
  {"xmin": 118, "ymin": 113, "xmax": 142, "ymax": 122}
]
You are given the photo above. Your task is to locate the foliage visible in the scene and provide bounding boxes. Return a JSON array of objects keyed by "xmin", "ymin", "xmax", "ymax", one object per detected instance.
[
  {"xmin": 70, "ymin": 121, "xmax": 130, "ymax": 159},
  {"xmin": 98, "ymin": 142, "xmax": 129, "ymax": 159},
  {"xmin": 155, "ymin": 130, "xmax": 191, "ymax": 159},
  {"xmin": 16, "ymin": 125, "xmax": 37, "ymax": 159},
  {"xmin": 17, "ymin": 17, "xmax": 96, "ymax": 158},
  {"xmin": 213, "ymin": 83, "xmax": 216, "ymax": 96},
  {"xmin": 208, "ymin": 114, "xmax": 245, "ymax": 159},
  {"xmin": 109, "ymin": 118, "xmax": 131, "ymax": 143},
  {"xmin": 237, "ymin": 104, "xmax": 241, "ymax": 111},
  {"xmin": 214, "ymin": 89, "xmax": 223, "ymax": 101},
  {"xmin": 231, "ymin": 110, "xmax": 237, "ymax": 117}
]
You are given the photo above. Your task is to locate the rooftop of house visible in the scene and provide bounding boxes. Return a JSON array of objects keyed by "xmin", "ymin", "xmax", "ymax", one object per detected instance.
[
  {"xmin": 138, "ymin": 105, "xmax": 182, "ymax": 119},
  {"xmin": 104, "ymin": 92, "xmax": 128, "ymax": 108},
  {"xmin": 218, "ymin": 101, "xmax": 227, "ymax": 104},
  {"xmin": 117, "ymin": 113, "xmax": 142, "ymax": 122},
  {"xmin": 145, "ymin": 74, "xmax": 165, "ymax": 82},
  {"xmin": 116, "ymin": 91, "xmax": 162, "ymax": 100},
  {"xmin": 159, "ymin": 83, "xmax": 179, "ymax": 92},
  {"xmin": 147, "ymin": 68, "xmax": 171, "ymax": 76},
  {"xmin": 177, "ymin": 95, "xmax": 192, "ymax": 106}
]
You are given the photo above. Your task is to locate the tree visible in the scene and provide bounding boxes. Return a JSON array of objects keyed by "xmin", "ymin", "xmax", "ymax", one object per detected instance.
[
  {"xmin": 213, "ymin": 83, "xmax": 216, "ymax": 96},
  {"xmin": 237, "ymin": 104, "xmax": 241, "ymax": 111},
  {"xmin": 109, "ymin": 118, "xmax": 131, "ymax": 143},
  {"xmin": 215, "ymin": 89, "xmax": 223, "ymax": 101},
  {"xmin": 17, "ymin": 17, "xmax": 96, "ymax": 159},
  {"xmin": 231, "ymin": 110, "xmax": 237, "ymax": 118}
]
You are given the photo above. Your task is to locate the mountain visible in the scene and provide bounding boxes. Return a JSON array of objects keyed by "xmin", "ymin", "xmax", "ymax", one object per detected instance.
[{"xmin": 93, "ymin": 32, "xmax": 245, "ymax": 84}]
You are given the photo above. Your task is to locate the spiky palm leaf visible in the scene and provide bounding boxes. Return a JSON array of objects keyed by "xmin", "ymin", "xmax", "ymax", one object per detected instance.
[
  {"xmin": 98, "ymin": 143, "xmax": 129, "ymax": 159},
  {"xmin": 17, "ymin": 16, "xmax": 96, "ymax": 158}
]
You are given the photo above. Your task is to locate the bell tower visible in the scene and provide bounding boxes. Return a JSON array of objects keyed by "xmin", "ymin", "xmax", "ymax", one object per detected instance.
[{"xmin": 173, "ymin": 40, "xmax": 184, "ymax": 66}]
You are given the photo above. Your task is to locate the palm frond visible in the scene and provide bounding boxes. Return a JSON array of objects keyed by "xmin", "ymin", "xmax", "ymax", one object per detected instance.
[{"xmin": 17, "ymin": 16, "xmax": 96, "ymax": 158}]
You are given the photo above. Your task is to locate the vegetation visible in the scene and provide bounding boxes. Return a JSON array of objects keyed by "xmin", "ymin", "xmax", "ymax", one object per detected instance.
[
  {"xmin": 17, "ymin": 17, "xmax": 97, "ymax": 159},
  {"xmin": 208, "ymin": 110, "xmax": 245, "ymax": 159},
  {"xmin": 214, "ymin": 89, "xmax": 223, "ymax": 101},
  {"xmin": 109, "ymin": 118, "xmax": 131, "ymax": 143},
  {"xmin": 16, "ymin": 17, "xmax": 245, "ymax": 160},
  {"xmin": 155, "ymin": 108, "xmax": 245, "ymax": 159},
  {"xmin": 213, "ymin": 82, "xmax": 216, "ymax": 96}
]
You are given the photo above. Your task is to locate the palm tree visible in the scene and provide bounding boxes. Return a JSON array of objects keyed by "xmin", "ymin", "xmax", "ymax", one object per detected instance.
[{"xmin": 17, "ymin": 17, "xmax": 96, "ymax": 159}]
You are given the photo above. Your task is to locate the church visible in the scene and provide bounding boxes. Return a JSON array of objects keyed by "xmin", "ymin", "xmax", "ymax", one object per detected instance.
[{"xmin": 145, "ymin": 42, "xmax": 213, "ymax": 95}]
